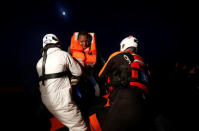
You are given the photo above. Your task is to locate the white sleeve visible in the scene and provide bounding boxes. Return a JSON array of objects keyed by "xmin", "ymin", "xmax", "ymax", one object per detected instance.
[
  {"xmin": 36, "ymin": 58, "xmax": 42, "ymax": 77},
  {"xmin": 65, "ymin": 52, "xmax": 82, "ymax": 77}
]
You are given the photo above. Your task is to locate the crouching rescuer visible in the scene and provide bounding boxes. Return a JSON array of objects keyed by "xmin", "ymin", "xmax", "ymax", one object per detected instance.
[{"xmin": 36, "ymin": 34, "xmax": 88, "ymax": 131}]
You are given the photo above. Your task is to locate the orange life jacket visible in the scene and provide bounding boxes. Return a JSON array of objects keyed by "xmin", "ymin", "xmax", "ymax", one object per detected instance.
[{"xmin": 70, "ymin": 32, "xmax": 97, "ymax": 66}]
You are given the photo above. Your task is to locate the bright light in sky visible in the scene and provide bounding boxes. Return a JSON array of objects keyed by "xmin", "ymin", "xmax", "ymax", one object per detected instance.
[
  {"xmin": 56, "ymin": 2, "xmax": 72, "ymax": 20},
  {"xmin": 62, "ymin": 11, "xmax": 66, "ymax": 16}
]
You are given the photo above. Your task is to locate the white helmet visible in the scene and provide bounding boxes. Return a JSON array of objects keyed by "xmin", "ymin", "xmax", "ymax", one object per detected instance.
[
  {"xmin": 120, "ymin": 35, "xmax": 138, "ymax": 51},
  {"xmin": 42, "ymin": 34, "xmax": 59, "ymax": 47}
]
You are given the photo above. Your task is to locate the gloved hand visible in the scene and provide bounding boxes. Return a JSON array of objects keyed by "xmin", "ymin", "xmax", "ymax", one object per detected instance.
[{"xmin": 71, "ymin": 76, "xmax": 80, "ymax": 86}]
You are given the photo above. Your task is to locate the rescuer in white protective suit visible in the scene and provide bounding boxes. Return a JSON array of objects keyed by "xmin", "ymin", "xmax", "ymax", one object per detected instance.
[{"xmin": 36, "ymin": 34, "xmax": 88, "ymax": 131}]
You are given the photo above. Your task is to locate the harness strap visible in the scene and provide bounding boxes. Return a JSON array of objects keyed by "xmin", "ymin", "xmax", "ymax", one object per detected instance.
[
  {"xmin": 39, "ymin": 71, "xmax": 69, "ymax": 82},
  {"xmin": 40, "ymin": 44, "xmax": 61, "ymax": 85}
]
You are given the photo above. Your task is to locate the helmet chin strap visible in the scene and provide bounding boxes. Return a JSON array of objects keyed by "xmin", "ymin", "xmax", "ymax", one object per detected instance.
[
  {"xmin": 125, "ymin": 47, "xmax": 137, "ymax": 52},
  {"xmin": 41, "ymin": 44, "xmax": 61, "ymax": 85}
]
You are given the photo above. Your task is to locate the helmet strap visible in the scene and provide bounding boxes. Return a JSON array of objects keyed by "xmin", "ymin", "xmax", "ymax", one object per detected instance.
[{"xmin": 126, "ymin": 47, "xmax": 137, "ymax": 52}]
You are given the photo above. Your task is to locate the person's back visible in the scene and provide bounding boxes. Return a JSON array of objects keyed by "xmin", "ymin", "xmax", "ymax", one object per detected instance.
[
  {"xmin": 36, "ymin": 34, "xmax": 87, "ymax": 131},
  {"xmin": 99, "ymin": 51, "xmax": 149, "ymax": 95},
  {"xmin": 95, "ymin": 35, "xmax": 151, "ymax": 131},
  {"xmin": 37, "ymin": 48, "xmax": 79, "ymax": 94}
]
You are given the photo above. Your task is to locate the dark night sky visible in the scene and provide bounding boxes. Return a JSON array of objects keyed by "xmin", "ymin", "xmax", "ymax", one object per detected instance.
[{"xmin": 0, "ymin": 0, "xmax": 198, "ymax": 87}]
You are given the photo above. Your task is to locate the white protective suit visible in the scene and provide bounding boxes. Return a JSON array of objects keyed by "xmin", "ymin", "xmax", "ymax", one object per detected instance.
[{"xmin": 36, "ymin": 47, "xmax": 87, "ymax": 131}]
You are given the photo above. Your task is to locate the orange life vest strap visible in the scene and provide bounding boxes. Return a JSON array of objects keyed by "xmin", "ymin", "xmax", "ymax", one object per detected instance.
[
  {"xmin": 89, "ymin": 113, "xmax": 102, "ymax": 131},
  {"xmin": 99, "ymin": 51, "xmax": 122, "ymax": 77},
  {"xmin": 130, "ymin": 82, "xmax": 149, "ymax": 94},
  {"xmin": 103, "ymin": 93, "xmax": 111, "ymax": 107}
]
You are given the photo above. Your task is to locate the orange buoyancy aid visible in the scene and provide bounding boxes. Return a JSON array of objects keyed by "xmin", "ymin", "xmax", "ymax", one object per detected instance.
[{"xmin": 70, "ymin": 32, "xmax": 97, "ymax": 66}]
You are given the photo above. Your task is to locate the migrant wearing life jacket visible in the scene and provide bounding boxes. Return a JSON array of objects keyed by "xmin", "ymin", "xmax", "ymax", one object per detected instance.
[{"xmin": 70, "ymin": 32, "xmax": 97, "ymax": 67}]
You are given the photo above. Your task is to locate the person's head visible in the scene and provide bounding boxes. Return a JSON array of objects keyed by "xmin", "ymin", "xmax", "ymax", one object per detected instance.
[
  {"xmin": 42, "ymin": 34, "xmax": 60, "ymax": 48},
  {"xmin": 77, "ymin": 31, "xmax": 90, "ymax": 50},
  {"xmin": 120, "ymin": 35, "xmax": 138, "ymax": 52}
]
